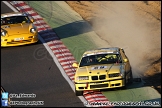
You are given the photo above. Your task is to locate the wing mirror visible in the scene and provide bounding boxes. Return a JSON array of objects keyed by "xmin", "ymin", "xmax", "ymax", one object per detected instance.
[
  {"xmin": 72, "ymin": 63, "xmax": 78, "ymax": 68},
  {"xmin": 123, "ymin": 58, "xmax": 128, "ymax": 62}
]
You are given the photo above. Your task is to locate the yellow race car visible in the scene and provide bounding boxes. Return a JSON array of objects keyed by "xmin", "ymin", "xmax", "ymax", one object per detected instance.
[
  {"xmin": 72, "ymin": 47, "xmax": 133, "ymax": 96},
  {"xmin": 1, "ymin": 12, "xmax": 38, "ymax": 47}
]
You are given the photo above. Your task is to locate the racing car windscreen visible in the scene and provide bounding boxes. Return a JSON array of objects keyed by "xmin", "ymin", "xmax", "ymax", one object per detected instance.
[
  {"xmin": 79, "ymin": 53, "xmax": 122, "ymax": 67},
  {"xmin": 1, "ymin": 16, "xmax": 31, "ymax": 25}
]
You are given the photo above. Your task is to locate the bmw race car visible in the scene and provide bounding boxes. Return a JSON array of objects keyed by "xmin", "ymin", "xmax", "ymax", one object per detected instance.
[
  {"xmin": 1, "ymin": 12, "xmax": 38, "ymax": 47},
  {"xmin": 72, "ymin": 47, "xmax": 133, "ymax": 96}
]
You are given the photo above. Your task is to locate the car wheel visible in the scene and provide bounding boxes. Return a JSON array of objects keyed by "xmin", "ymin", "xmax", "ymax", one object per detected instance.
[
  {"xmin": 122, "ymin": 78, "xmax": 127, "ymax": 89},
  {"xmin": 120, "ymin": 74, "xmax": 127, "ymax": 90},
  {"xmin": 128, "ymin": 69, "xmax": 133, "ymax": 84},
  {"xmin": 75, "ymin": 88, "xmax": 83, "ymax": 96}
]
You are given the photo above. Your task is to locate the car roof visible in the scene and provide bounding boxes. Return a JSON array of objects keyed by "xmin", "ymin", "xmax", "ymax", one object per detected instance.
[
  {"xmin": 83, "ymin": 47, "xmax": 121, "ymax": 57},
  {"xmin": 1, "ymin": 12, "xmax": 27, "ymax": 18}
]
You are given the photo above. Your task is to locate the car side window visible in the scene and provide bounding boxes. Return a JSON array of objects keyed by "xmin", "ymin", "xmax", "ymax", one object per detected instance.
[
  {"xmin": 1, "ymin": 19, "xmax": 6, "ymax": 25},
  {"xmin": 120, "ymin": 49, "xmax": 128, "ymax": 61},
  {"xmin": 121, "ymin": 49, "xmax": 125, "ymax": 54}
]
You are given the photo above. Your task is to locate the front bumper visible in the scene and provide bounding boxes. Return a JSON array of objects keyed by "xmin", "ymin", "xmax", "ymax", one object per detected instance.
[
  {"xmin": 1, "ymin": 33, "xmax": 38, "ymax": 47},
  {"xmin": 75, "ymin": 78, "xmax": 125, "ymax": 91}
]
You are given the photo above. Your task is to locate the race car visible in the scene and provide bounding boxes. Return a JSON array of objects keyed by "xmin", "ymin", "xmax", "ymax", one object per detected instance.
[
  {"xmin": 1, "ymin": 12, "xmax": 38, "ymax": 47},
  {"xmin": 72, "ymin": 47, "xmax": 133, "ymax": 96}
]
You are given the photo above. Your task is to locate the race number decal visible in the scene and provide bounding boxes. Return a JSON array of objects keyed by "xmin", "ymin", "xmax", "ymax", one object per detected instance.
[{"xmin": 91, "ymin": 66, "xmax": 107, "ymax": 70}]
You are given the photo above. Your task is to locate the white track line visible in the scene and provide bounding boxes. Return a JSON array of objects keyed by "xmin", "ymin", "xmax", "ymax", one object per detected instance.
[{"xmin": 2, "ymin": 1, "xmax": 18, "ymax": 12}]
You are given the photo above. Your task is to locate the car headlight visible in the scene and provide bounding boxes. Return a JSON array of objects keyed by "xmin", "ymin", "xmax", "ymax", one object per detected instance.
[
  {"xmin": 76, "ymin": 76, "xmax": 89, "ymax": 81},
  {"xmin": 120, "ymin": 71, "xmax": 125, "ymax": 77},
  {"xmin": 1, "ymin": 31, "xmax": 6, "ymax": 36},
  {"xmin": 30, "ymin": 28, "xmax": 36, "ymax": 33}
]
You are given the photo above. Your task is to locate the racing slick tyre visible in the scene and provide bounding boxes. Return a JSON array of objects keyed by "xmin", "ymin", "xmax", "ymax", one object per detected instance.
[
  {"xmin": 75, "ymin": 88, "xmax": 83, "ymax": 96},
  {"xmin": 122, "ymin": 78, "xmax": 127, "ymax": 89},
  {"xmin": 128, "ymin": 69, "xmax": 133, "ymax": 84},
  {"xmin": 121, "ymin": 73, "xmax": 127, "ymax": 89},
  {"xmin": 121, "ymin": 70, "xmax": 133, "ymax": 90}
]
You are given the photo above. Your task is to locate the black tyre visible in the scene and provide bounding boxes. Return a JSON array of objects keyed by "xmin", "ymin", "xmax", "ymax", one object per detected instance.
[
  {"xmin": 121, "ymin": 77, "xmax": 127, "ymax": 89},
  {"xmin": 75, "ymin": 89, "xmax": 83, "ymax": 96},
  {"xmin": 128, "ymin": 69, "xmax": 133, "ymax": 84}
]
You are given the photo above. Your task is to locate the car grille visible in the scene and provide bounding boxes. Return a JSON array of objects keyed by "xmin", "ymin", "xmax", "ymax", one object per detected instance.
[
  {"xmin": 7, "ymin": 40, "xmax": 32, "ymax": 44},
  {"xmin": 91, "ymin": 75, "xmax": 106, "ymax": 80},
  {"xmin": 108, "ymin": 73, "xmax": 120, "ymax": 78},
  {"xmin": 90, "ymin": 84, "xmax": 108, "ymax": 89}
]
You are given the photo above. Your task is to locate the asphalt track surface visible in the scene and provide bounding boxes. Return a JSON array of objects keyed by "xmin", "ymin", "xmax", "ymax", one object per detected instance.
[{"xmin": 1, "ymin": 2, "xmax": 84, "ymax": 107}]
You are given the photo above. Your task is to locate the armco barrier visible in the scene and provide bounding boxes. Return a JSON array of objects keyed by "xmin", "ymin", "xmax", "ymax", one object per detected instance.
[{"xmin": 8, "ymin": 1, "xmax": 111, "ymax": 107}]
